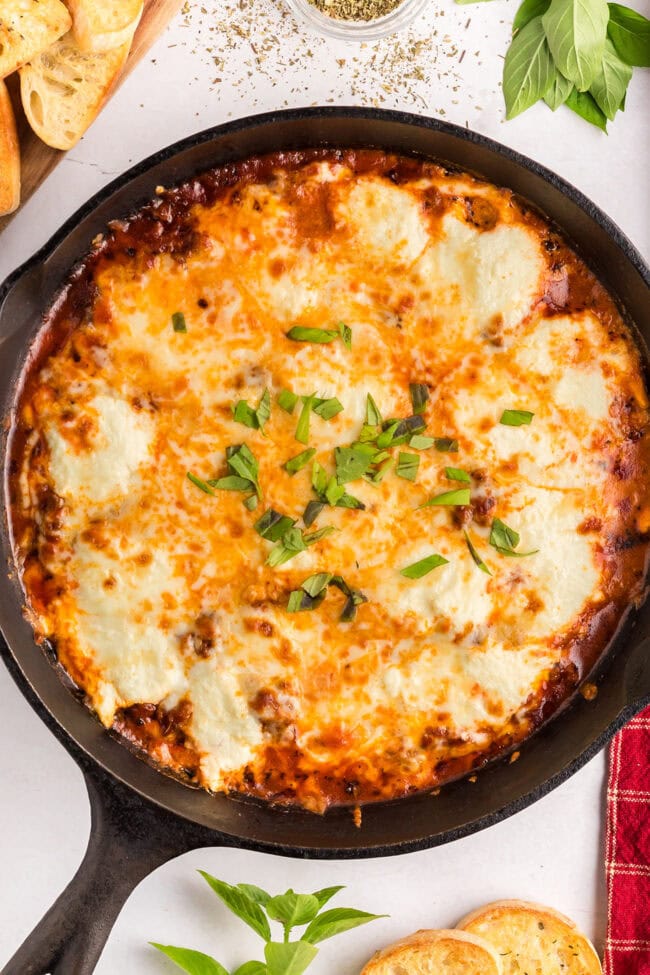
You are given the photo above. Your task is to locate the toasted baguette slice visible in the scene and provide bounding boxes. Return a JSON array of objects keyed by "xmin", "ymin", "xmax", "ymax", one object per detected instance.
[
  {"xmin": 458, "ymin": 900, "xmax": 602, "ymax": 975},
  {"xmin": 20, "ymin": 33, "xmax": 130, "ymax": 150},
  {"xmin": 0, "ymin": 79, "xmax": 20, "ymax": 215},
  {"xmin": 360, "ymin": 929, "xmax": 502, "ymax": 975},
  {"xmin": 66, "ymin": 0, "xmax": 143, "ymax": 53},
  {"xmin": 0, "ymin": 0, "xmax": 71, "ymax": 79}
]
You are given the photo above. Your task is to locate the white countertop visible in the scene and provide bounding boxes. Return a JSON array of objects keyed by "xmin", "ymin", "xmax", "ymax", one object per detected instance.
[{"xmin": 1, "ymin": 1, "xmax": 649, "ymax": 971}]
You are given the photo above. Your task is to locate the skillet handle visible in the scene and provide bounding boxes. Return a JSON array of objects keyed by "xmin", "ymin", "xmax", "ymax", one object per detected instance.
[{"xmin": 1, "ymin": 767, "xmax": 221, "ymax": 975}]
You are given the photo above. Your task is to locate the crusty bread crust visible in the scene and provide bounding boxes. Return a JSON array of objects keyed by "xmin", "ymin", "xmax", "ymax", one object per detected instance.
[
  {"xmin": 0, "ymin": 79, "xmax": 20, "ymax": 215},
  {"xmin": 19, "ymin": 33, "xmax": 130, "ymax": 150},
  {"xmin": 0, "ymin": 0, "xmax": 71, "ymax": 79},
  {"xmin": 458, "ymin": 900, "xmax": 602, "ymax": 975},
  {"xmin": 360, "ymin": 928, "xmax": 503, "ymax": 975},
  {"xmin": 66, "ymin": 0, "xmax": 143, "ymax": 53}
]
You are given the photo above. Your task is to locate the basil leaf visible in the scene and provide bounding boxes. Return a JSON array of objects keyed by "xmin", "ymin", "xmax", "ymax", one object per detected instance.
[
  {"xmin": 311, "ymin": 885, "xmax": 345, "ymax": 908},
  {"xmin": 607, "ymin": 2, "xmax": 650, "ymax": 65},
  {"xmin": 325, "ymin": 476, "xmax": 345, "ymax": 506},
  {"xmin": 409, "ymin": 382, "xmax": 430, "ymax": 415},
  {"xmin": 303, "ymin": 499, "xmax": 325, "ymax": 527},
  {"xmin": 304, "ymin": 525, "xmax": 337, "ymax": 544},
  {"xmin": 244, "ymin": 495, "xmax": 259, "ymax": 511},
  {"xmin": 513, "ymin": 0, "xmax": 551, "ymax": 30},
  {"xmin": 256, "ymin": 388, "xmax": 271, "ymax": 431},
  {"xmin": 227, "ymin": 444, "xmax": 262, "ymax": 496},
  {"xmin": 503, "ymin": 16, "xmax": 556, "ymax": 118},
  {"xmin": 151, "ymin": 944, "xmax": 228, "ymax": 975},
  {"xmin": 589, "ymin": 38, "xmax": 632, "ymax": 118},
  {"xmin": 445, "ymin": 467, "xmax": 470, "ymax": 482},
  {"xmin": 311, "ymin": 461, "xmax": 328, "ymax": 497},
  {"xmin": 335, "ymin": 492, "xmax": 366, "ymax": 510},
  {"xmin": 233, "ymin": 964, "xmax": 268, "ymax": 975},
  {"xmin": 232, "ymin": 400, "xmax": 259, "ymax": 429},
  {"xmin": 287, "ymin": 589, "xmax": 324, "ymax": 612},
  {"xmin": 277, "ymin": 388, "xmax": 299, "ymax": 414},
  {"xmin": 255, "ymin": 509, "xmax": 296, "ymax": 541},
  {"xmin": 366, "ymin": 393, "xmax": 383, "ymax": 426},
  {"xmin": 172, "ymin": 311, "xmax": 187, "ymax": 333},
  {"xmin": 489, "ymin": 517, "xmax": 539, "ymax": 556},
  {"xmin": 267, "ymin": 527, "xmax": 307, "ymax": 567},
  {"xmin": 312, "ymin": 397, "xmax": 344, "ymax": 421},
  {"xmin": 420, "ymin": 487, "xmax": 470, "ymax": 507},
  {"xmin": 542, "ymin": 0, "xmax": 609, "ymax": 91},
  {"xmin": 286, "ymin": 326, "xmax": 339, "ymax": 343},
  {"xmin": 544, "ymin": 69, "xmax": 575, "ymax": 108},
  {"xmin": 330, "ymin": 576, "xmax": 368, "ymax": 622},
  {"xmin": 187, "ymin": 471, "xmax": 216, "ymax": 495},
  {"xmin": 335, "ymin": 444, "xmax": 377, "ymax": 483},
  {"xmin": 375, "ymin": 420, "xmax": 400, "ymax": 449},
  {"xmin": 500, "ymin": 409, "xmax": 534, "ymax": 426},
  {"xmin": 433, "ymin": 437, "xmax": 459, "ymax": 452},
  {"xmin": 198, "ymin": 872, "xmax": 271, "ymax": 942},
  {"xmin": 283, "ymin": 448, "xmax": 317, "ymax": 475},
  {"xmin": 409, "ymin": 434, "xmax": 436, "ymax": 449},
  {"xmin": 264, "ymin": 941, "xmax": 318, "ymax": 975},
  {"xmin": 388, "ymin": 414, "xmax": 426, "ymax": 446},
  {"xmin": 236, "ymin": 884, "xmax": 271, "ymax": 906},
  {"xmin": 266, "ymin": 891, "xmax": 321, "ymax": 928},
  {"xmin": 396, "ymin": 452, "xmax": 420, "ymax": 481},
  {"xmin": 338, "ymin": 321, "xmax": 353, "ymax": 350},
  {"xmin": 296, "ymin": 393, "xmax": 315, "ymax": 445},
  {"xmin": 400, "ymin": 553, "xmax": 449, "ymax": 578},
  {"xmin": 210, "ymin": 475, "xmax": 251, "ymax": 491},
  {"xmin": 464, "ymin": 531, "xmax": 492, "ymax": 575},
  {"xmin": 301, "ymin": 572, "xmax": 333, "ymax": 597},
  {"xmin": 302, "ymin": 908, "xmax": 386, "ymax": 944},
  {"xmin": 358, "ymin": 423, "xmax": 381, "ymax": 444},
  {"xmin": 565, "ymin": 86, "xmax": 609, "ymax": 127},
  {"xmin": 365, "ymin": 457, "xmax": 394, "ymax": 484}
]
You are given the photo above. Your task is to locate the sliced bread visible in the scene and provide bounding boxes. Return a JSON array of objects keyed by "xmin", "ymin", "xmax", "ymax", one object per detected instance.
[
  {"xmin": 458, "ymin": 900, "xmax": 602, "ymax": 975},
  {"xmin": 0, "ymin": 79, "xmax": 20, "ymax": 215},
  {"xmin": 360, "ymin": 928, "xmax": 503, "ymax": 975},
  {"xmin": 65, "ymin": 0, "xmax": 143, "ymax": 53},
  {"xmin": 20, "ymin": 33, "xmax": 130, "ymax": 150},
  {"xmin": 0, "ymin": 0, "xmax": 71, "ymax": 79}
]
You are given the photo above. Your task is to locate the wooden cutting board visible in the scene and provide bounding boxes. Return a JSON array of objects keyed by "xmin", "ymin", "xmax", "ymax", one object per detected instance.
[{"xmin": 0, "ymin": 0, "xmax": 185, "ymax": 234}]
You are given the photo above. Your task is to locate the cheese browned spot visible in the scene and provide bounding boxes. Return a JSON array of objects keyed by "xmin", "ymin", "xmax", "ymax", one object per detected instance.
[{"xmin": 9, "ymin": 150, "xmax": 650, "ymax": 812}]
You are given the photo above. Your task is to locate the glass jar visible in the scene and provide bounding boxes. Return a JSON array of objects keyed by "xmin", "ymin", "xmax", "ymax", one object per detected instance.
[{"xmin": 285, "ymin": 0, "xmax": 430, "ymax": 41}]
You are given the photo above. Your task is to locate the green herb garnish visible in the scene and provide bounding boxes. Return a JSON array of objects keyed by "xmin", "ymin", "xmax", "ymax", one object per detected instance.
[
  {"xmin": 187, "ymin": 471, "xmax": 215, "ymax": 495},
  {"xmin": 400, "ymin": 553, "xmax": 449, "ymax": 578},
  {"xmin": 296, "ymin": 393, "xmax": 316, "ymax": 445},
  {"xmin": 376, "ymin": 415, "xmax": 426, "ymax": 449},
  {"xmin": 266, "ymin": 524, "xmax": 336, "ymax": 568},
  {"xmin": 409, "ymin": 434, "xmax": 436, "ymax": 450},
  {"xmin": 409, "ymin": 383, "xmax": 430, "ymax": 415},
  {"xmin": 464, "ymin": 530, "xmax": 492, "ymax": 575},
  {"xmin": 172, "ymin": 311, "xmax": 187, "ymax": 333},
  {"xmin": 283, "ymin": 447, "xmax": 317, "ymax": 475},
  {"xmin": 445, "ymin": 467, "xmax": 471, "ymax": 483},
  {"xmin": 152, "ymin": 874, "xmax": 384, "ymax": 975},
  {"xmin": 225, "ymin": 444, "xmax": 262, "ymax": 498},
  {"xmin": 489, "ymin": 517, "xmax": 539, "ymax": 556},
  {"xmin": 277, "ymin": 388, "xmax": 299, "ymax": 414},
  {"xmin": 434, "ymin": 437, "xmax": 459, "ymax": 452},
  {"xmin": 255, "ymin": 509, "xmax": 296, "ymax": 542},
  {"xmin": 312, "ymin": 397, "xmax": 344, "ymax": 421},
  {"xmin": 396, "ymin": 452, "xmax": 420, "ymax": 481},
  {"xmin": 366, "ymin": 393, "xmax": 383, "ymax": 426},
  {"xmin": 500, "ymin": 409, "xmax": 534, "ymax": 426},
  {"xmin": 334, "ymin": 444, "xmax": 377, "ymax": 483},
  {"xmin": 303, "ymin": 500, "xmax": 325, "ymax": 527},
  {"xmin": 243, "ymin": 495, "xmax": 259, "ymax": 511},
  {"xmin": 420, "ymin": 487, "xmax": 471, "ymax": 507},
  {"xmin": 232, "ymin": 388, "xmax": 271, "ymax": 433},
  {"xmin": 286, "ymin": 322, "xmax": 352, "ymax": 349},
  {"xmin": 338, "ymin": 321, "xmax": 352, "ymax": 350},
  {"xmin": 209, "ymin": 475, "xmax": 252, "ymax": 491}
]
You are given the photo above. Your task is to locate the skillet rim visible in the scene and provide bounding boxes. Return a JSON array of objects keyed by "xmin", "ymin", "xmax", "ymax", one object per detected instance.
[{"xmin": 1, "ymin": 105, "xmax": 649, "ymax": 858}]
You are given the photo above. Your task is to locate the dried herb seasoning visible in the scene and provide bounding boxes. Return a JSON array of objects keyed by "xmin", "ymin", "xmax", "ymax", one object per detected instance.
[{"xmin": 308, "ymin": 0, "xmax": 405, "ymax": 22}]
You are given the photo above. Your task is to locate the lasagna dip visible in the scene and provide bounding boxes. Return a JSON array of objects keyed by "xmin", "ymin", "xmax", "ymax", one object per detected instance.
[{"xmin": 9, "ymin": 151, "xmax": 650, "ymax": 812}]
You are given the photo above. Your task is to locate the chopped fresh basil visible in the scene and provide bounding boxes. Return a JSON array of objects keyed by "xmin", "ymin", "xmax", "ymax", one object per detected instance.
[
  {"xmin": 301, "ymin": 572, "xmax": 333, "ymax": 597},
  {"xmin": 366, "ymin": 393, "xmax": 383, "ymax": 426},
  {"xmin": 312, "ymin": 397, "xmax": 344, "ymax": 421},
  {"xmin": 303, "ymin": 499, "xmax": 325, "ymax": 527},
  {"xmin": 335, "ymin": 491, "xmax": 366, "ymax": 509},
  {"xmin": 304, "ymin": 525, "xmax": 337, "ymax": 545},
  {"xmin": 256, "ymin": 388, "xmax": 271, "ymax": 431},
  {"xmin": 325, "ymin": 476, "xmax": 345, "ymax": 506},
  {"xmin": 365, "ymin": 457, "xmax": 394, "ymax": 485},
  {"xmin": 400, "ymin": 553, "xmax": 449, "ymax": 578},
  {"xmin": 377, "ymin": 415, "xmax": 426, "ymax": 449},
  {"xmin": 464, "ymin": 530, "xmax": 492, "ymax": 575},
  {"xmin": 396, "ymin": 452, "xmax": 420, "ymax": 481},
  {"xmin": 283, "ymin": 447, "xmax": 317, "ymax": 475},
  {"xmin": 225, "ymin": 443, "xmax": 262, "ymax": 497},
  {"xmin": 500, "ymin": 409, "xmax": 534, "ymax": 426},
  {"xmin": 489, "ymin": 517, "xmax": 539, "ymax": 557},
  {"xmin": 296, "ymin": 393, "xmax": 315, "ymax": 445},
  {"xmin": 434, "ymin": 437, "xmax": 459, "ymax": 452},
  {"xmin": 376, "ymin": 420, "xmax": 400, "ymax": 449},
  {"xmin": 287, "ymin": 572, "xmax": 365, "ymax": 620},
  {"xmin": 277, "ymin": 388, "xmax": 299, "ymax": 414},
  {"xmin": 232, "ymin": 389, "xmax": 271, "ymax": 432},
  {"xmin": 187, "ymin": 471, "xmax": 215, "ymax": 495},
  {"xmin": 338, "ymin": 321, "xmax": 352, "ymax": 350},
  {"xmin": 209, "ymin": 475, "xmax": 252, "ymax": 491},
  {"xmin": 172, "ymin": 311, "xmax": 187, "ymax": 333},
  {"xmin": 255, "ymin": 509, "xmax": 296, "ymax": 542},
  {"xmin": 334, "ymin": 443, "xmax": 377, "ymax": 483},
  {"xmin": 286, "ymin": 326, "xmax": 339, "ymax": 344},
  {"xmin": 445, "ymin": 467, "xmax": 470, "ymax": 483},
  {"xmin": 287, "ymin": 589, "xmax": 323, "ymax": 612},
  {"xmin": 358, "ymin": 423, "xmax": 381, "ymax": 443},
  {"xmin": 243, "ymin": 495, "xmax": 258, "ymax": 511},
  {"xmin": 409, "ymin": 383, "xmax": 430, "ymax": 415},
  {"xmin": 409, "ymin": 434, "xmax": 436, "ymax": 450},
  {"xmin": 312, "ymin": 461, "xmax": 328, "ymax": 497},
  {"xmin": 330, "ymin": 576, "xmax": 368, "ymax": 622},
  {"xmin": 420, "ymin": 487, "xmax": 470, "ymax": 507},
  {"xmin": 266, "ymin": 527, "xmax": 307, "ymax": 567}
]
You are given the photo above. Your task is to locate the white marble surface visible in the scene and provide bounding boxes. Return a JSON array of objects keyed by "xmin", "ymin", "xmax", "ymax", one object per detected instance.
[{"xmin": 0, "ymin": 0, "xmax": 648, "ymax": 971}]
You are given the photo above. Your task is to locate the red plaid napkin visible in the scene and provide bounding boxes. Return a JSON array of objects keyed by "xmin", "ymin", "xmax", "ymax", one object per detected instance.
[{"xmin": 605, "ymin": 705, "xmax": 650, "ymax": 975}]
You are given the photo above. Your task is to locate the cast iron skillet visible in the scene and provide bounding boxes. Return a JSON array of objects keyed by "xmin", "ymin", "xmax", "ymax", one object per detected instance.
[{"xmin": 1, "ymin": 107, "xmax": 650, "ymax": 975}]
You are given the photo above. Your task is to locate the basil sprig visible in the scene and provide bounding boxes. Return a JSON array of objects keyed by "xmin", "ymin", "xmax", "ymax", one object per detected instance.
[
  {"xmin": 287, "ymin": 574, "xmax": 368, "ymax": 621},
  {"xmin": 152, "ymin": 874, "xmax": 383, "ymax": 975},
  {"xmin": 187, "ymin": 444, "xmax": 262, "ymax": 505},
  {"xmin": 489, "ymin": 517, "xmax": 539, "ymax": 557},
  {"xmin": 400, "ymin": 553, "xmax": 449, "ymax": 578},
  {"xmin": 460, "ymin": 0, "xmax": 649, "ymax": 129},
  {"xmin": 232, "ymin": 389, "xmax": 271, "ymax": 433},
  {"xmin": 420, "ymin": 487, "xmax": 470, "ymax": 507}
]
